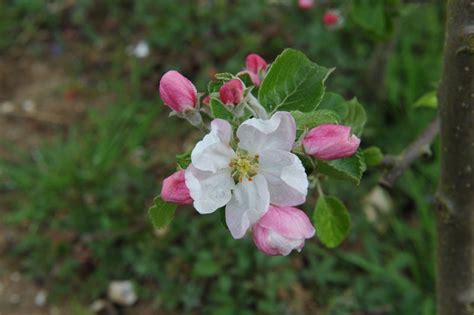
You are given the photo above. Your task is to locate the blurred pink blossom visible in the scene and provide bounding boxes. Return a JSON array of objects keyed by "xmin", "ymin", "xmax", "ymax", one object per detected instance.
[
  {"xmin": 323, "ymin": 10, "xmax": 343, "ymax": 28},
  {"xmin": 298, "ymin": 0, "xmax": 315, "ymax": 11}
]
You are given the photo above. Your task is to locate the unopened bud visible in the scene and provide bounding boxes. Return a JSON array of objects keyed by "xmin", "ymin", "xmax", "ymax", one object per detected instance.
[
  {"xmin": 219, "ymin": 79, "xmax": 244, "ymax": 106},
  {"xmin": 302, "ymin": 124, "xmax": 360, "ymax": 160},
  {"xmin": 161, "ymin": 170, "xmax": 193, "ymax": 205},
  {"xmin": 159, "ymin": 70, "xmax": 198, "ymax": 113}
]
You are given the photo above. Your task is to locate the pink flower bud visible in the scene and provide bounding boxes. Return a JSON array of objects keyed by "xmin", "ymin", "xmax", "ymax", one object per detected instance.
[
  {"xmin": 161, "ymin": 170, "xmax": 193, "ymax": 205},
  {"xmin": 302, "ymin": 124, "xmax": 360, "ymax": 160},
  {"xmin": 219, "ymin": 79, "xmax": 244, "ymax": 106},
  {"xmin": 252, "ymin": 205, "xmax": 315, "ymax": 256},
  {"xmin": 245, "ymin": 53, "xmax": 268, "ymax": 75},
  {"xmin": 159, "ymin": 70, "xmax": 198, "ymax": 112},
  {"xmin": 298, "ymin": 0, "xmax": 315, "ymax": 10},
  {"xmin": 202, "ymin": 95, "xmax": 211, "ymax": 106},
  {"xmin": 323, "ymin": 10, "xmax": 341, "ymax": 27}
]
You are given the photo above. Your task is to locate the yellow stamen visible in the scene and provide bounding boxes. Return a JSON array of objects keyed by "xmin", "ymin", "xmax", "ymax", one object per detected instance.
[{"xmin": 229, "ymin": 151, "xmax": 259, "ymax": 182}]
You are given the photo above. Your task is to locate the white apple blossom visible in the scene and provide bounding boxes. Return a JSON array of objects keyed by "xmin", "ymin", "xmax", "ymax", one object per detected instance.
[{"xmin": 185, "ymin": 112, "xmax": 308, "ymax": 239}]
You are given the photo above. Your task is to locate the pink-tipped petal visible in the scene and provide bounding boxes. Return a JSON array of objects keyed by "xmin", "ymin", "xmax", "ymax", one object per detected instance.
[
  {"xmin": 159, "ymin": 70, "xmax": 198, "ymax": 112},
  {"xmin": 252, "ymin": 205, "xmax": 315, "ymax": 256},
  {"xmin": 253, "ymin": 224, "xmax": 279, "ymax": 255},
  {"xmin": 302, "ymin": 124, "xmax": 360, "ymax": 160},
  {"xmin": 161, "ymin": 170, "xmax": 193, "ymax": 205},
  {"xmin": 246, "ymin": 71, "xmax": 261, "ymax": 86},
  {"xmin": 219, "ymin": 79, "xmax": 244, "ymax": 106},
  {"xmin": 245, "ymin": 53, "xmax": 268, "ymax": 74},
  {"xmin": 258, "ymin": 205, "xmax": 315, "ymax": 239}
]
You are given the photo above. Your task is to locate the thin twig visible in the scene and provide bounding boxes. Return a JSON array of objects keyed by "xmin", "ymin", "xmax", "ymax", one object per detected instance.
[
  {"xmin": 315, "ymin": 178, "xmax": 325, "ymax": 197},
  {"xmin": 1, "ymin": 110, "xmax": 69, "ymax": 126},
  {"xmin": 379, "ymin": 116, "xmax": 440, "ymax": 188}
]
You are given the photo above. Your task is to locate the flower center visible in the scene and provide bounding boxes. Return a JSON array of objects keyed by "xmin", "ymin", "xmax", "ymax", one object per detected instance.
[{"xmin": 229, "ymin": 151, "xmax": 259, "ymax": 182}]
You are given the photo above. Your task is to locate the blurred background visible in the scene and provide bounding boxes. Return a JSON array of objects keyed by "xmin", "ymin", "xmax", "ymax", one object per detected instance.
[{"xmin": 0, "ymin": 0, "xmax": 443, "ymax": 314}]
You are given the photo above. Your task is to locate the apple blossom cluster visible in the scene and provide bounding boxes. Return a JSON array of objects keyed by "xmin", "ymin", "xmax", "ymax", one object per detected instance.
[{"xmin": 151, "ymin": 49, "xmax": 366, "ymax": 256}]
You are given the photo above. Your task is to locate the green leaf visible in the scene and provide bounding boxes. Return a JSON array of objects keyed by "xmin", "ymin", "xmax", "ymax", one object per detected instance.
[
  {"xmin": 148, "ymin": 196, "xmax": 177, "ymax": 229},
  {"xmin": 193, "ymin": 252, "xmax": 221, "ymax": 277},
  {"xmin": 214, "ymin": 72, "xmax": 234, "ymax": 81},
  {"xmin": 238, "ymin": 72, "xmax": 254, "ymax": 88},
  {"xmin": 363, "ymin": 146, "xmax": 384, "ymax": 167},
  {"xmin": 351, "ymin": 0, "xmax": 399, "ymax": 40},
  {"xmin": 414, "ymin": 91, "xmax": 437, "ymax": 108},
  {"xmin": 316, "ymin": 151, "xmax": 365, "ymax": 185},
  {"xmin": 210, "ymin": 98, "xmax": 233, "ymax": 120},
  {"xmin": 318, "ymin": 93, "xmax": 367, "ymax": 136},
  {"xmin": 258, "ymin": 48, "xmax": 333, "ymax": 113},
  {"xmin": 318, "ymin": 92, "xmax": 347, "ymax": 118},
  {"xmin": 341, "ymin": 98, "xmax": 367, "ymax": 136},
  {"xmin": 313, "ymin": 196, "xmax": 351, "ymax": 248},
  {"xmin": 176, "ymin": 152, "xmax": 191, "ymax": 170},
  {"xmin": 208, "ymin": 80, "xmax": 224, "ymax": 93},
  {"xmin": 291, "ymin": 109, "xmax": 340, "ymax": 131}
]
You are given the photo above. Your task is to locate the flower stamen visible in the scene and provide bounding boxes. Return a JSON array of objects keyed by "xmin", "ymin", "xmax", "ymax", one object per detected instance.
[{"xmin": 229, "ymin": 152, "xmax": 259, "ymax": 182}]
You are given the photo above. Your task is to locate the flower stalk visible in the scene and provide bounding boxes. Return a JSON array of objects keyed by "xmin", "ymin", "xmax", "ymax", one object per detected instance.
[{"xmin": 247, "ymin": 94, "xmax": 269, "ymax": 119}]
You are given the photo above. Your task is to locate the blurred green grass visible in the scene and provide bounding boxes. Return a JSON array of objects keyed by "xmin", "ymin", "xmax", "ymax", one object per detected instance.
[{"xmin": 0, "ymin": 1, "xmax": 442, "ymax": 314}]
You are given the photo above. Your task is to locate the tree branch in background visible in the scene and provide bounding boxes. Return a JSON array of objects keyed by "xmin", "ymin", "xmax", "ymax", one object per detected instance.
[
  {"xmin": 379, "ymin": 116, "xmax": 439, "ymax": 188},
  {"xmin": 436, "ymin": 1, "xmax": 474, "ymax": 314}
]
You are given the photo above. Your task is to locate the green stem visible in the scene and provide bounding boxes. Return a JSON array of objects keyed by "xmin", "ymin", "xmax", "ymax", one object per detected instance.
[
  {"xmin": 315, "ymin": 178, "xmax": 325, "ymax": 198},
  {"xmin": 245, "ymin": 103, "xmax": 258, "ymax": 118}
]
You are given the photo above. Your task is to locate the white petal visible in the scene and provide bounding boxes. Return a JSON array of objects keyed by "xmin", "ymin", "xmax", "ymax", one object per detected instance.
[
  {"xmin": 210, "ymin": 119, "xmax": 233, "ymax": 143},
  {"xmin": 259, "ymin": 150, "xmax": 308, "ymax": 206},
  {"xmin": 236, "ymin": 111, "xmax": 296, "ymax": 154},
  {"xmin": 191, "ymin": 119, "xmax": 235, "ymax": 172},
  {"xmin": 225, "ymin": 175, "xmax": 270, "ymax": 239},
  {"xmin": 185, "ymin": 165, "xmax": 235, "ymax": 214},
  {"xmin": 267, "ymin": 231, "xmax": 305, "ymax": 256}
]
